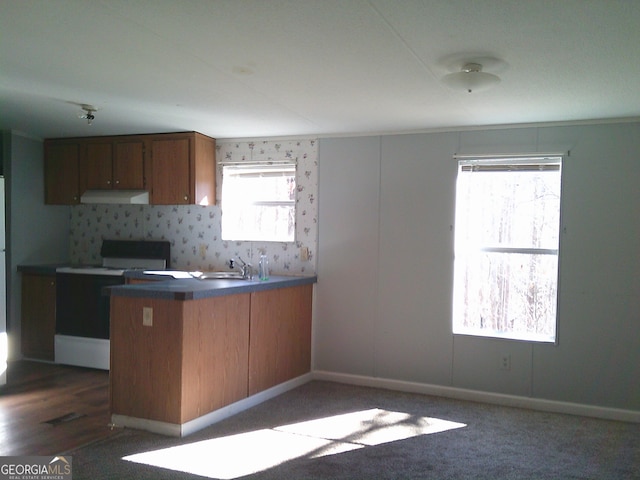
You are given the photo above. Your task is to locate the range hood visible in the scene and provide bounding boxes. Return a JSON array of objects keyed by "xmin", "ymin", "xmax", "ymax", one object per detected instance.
[{"xmin": 80, "ymin": 190, "xmax": 149, "ymax": 205}]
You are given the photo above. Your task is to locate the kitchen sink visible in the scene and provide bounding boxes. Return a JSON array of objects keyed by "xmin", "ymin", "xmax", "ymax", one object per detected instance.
[
  {"xmin": 143, "ymin": 270, "xmax": 247, "ymax": 280},
  {"xmin": 190, "ymin": 271, "xmax": 246, "ymax": 280}
]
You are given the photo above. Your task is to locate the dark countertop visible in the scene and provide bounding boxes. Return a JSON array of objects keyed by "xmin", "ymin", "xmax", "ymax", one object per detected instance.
[
  {"xmin": 17, "ymin": 263, "xmax": 70, "ymax": 275},
  {"xmin": 108, "ymin": 272, "xmax": 317, "ymax": 301}
]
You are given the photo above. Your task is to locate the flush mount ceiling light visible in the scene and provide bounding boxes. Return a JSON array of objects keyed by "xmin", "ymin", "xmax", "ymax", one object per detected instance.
[
  {"xmin": 442, "ymin": 62, "xmax": 501, "ymax": 93},
  {"xmin": 78, "ymin": 104, "xmax": 97, "ymax": 125}
]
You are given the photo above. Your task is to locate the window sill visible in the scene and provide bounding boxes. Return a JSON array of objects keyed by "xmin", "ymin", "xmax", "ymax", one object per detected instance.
[{"xmin": 453, "ymin": 329, "xmax": 556, "ymax": 344}]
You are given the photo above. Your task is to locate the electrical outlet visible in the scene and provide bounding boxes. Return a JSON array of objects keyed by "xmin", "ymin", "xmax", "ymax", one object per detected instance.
[
  {"xmin": 143, "ymin": 307, "xmax": 153, "ymax": 327},
  {"xmin": 199, "ymin": 244, "xmax": 207, "ymax": 258},
  {"xmin": 500, "ymin": 354, "xmax": 511, "ymax": 371},
  {"xmin": 300, "ymin": 246, "xmax": 310, "ymax": 261}
]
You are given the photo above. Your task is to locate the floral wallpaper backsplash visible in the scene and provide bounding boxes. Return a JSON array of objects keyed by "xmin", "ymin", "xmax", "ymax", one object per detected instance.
[{"xmin": 69, "ymin": 139, "xmax": 318, "ymax": 275}]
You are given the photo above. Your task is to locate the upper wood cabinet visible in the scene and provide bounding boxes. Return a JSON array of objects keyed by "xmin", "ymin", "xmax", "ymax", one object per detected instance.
[
  {"xmin": 84, "ymin": 139, "xmax": 114, "ymax": 190},
  {"xmin": 113, "ymin": 138, "xmax": 145, "ymax": 190},
  {"xmin": 83, "ymin": 137, "xmax": 145, "ymax": 191},
  {"xmin": 149, "ymin": 136, "xmax": 190, "ymax": 205},
  {"xmin": 148, "ymin": 132, "xmax": 215, "ymax": 205},
  {"xmin": 44, "ymin": 140, "xmax": 81, "ymax": 204},
  {"xmin": 44, "ymin": 132, "xmax": 215, "ymax": 205}
]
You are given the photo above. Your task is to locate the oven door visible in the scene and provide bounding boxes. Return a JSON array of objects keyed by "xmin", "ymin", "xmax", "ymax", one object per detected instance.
[{"xmin": 56, "ymin": 272, "xmax": 125, "ymax": 339}]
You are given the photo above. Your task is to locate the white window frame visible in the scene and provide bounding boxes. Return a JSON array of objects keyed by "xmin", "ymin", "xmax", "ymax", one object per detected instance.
[
  {"xmin": 220, "ymin": 160, "xmax": 297, "ymax": 242},
  {"xmin": 452, "ymin": 154, "xmax": 563, "ymax": 343}
]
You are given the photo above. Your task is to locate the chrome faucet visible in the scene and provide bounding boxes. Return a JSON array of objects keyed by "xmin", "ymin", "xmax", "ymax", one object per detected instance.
[{"xmin": 230, "ymin": 257, "xmax": 253, "ymax": 280}]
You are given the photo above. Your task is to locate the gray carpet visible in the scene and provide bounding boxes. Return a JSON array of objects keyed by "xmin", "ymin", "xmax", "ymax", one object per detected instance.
[{"xmin": 65, "ymin": 381, "xmax": 640, "ymax": 479}]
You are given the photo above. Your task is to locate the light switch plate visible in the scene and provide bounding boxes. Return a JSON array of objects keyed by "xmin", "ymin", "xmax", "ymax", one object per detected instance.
[{"xmin": 143, "ymin": 307, "xmax": 153, "ymax": 327}]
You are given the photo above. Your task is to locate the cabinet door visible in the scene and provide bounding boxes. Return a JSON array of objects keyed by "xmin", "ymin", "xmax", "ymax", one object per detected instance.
[
  {"xmin": 150, "ymin": 137, "xmax": 191, "ymax": 204},
  {"xmin": 85, "ymin": 141, "xmax": 113, "ymax": 190},
  {"xmin": 114, "ymin": 139, "xmax": 145, "ymax": 189},
  {"xmin": 193, "ymin": 133, "xmax": 216, "ymax": 206},
  {"xmin": 21, "ymin": 274, "xmax": 56, "ymax": 360},
  {"xmin": 44, "ymin": 142, "xmax": 80, "ymax": 204}
]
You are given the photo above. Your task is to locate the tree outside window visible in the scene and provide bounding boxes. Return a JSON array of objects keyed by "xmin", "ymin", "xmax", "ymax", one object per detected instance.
[
  {"xmin": 452, "ymin": 156, "xmax": 562, "ymax": 342},
  {"xmin": 221, "ymin": 162, "xmax": 296, "ymax": 242}
]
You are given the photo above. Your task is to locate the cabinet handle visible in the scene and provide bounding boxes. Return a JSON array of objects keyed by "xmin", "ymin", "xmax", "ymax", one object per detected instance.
[
  {"xmin": 184, "ymin": 195, "xmax": 188, "ymax": 201},
  {"xmin": 107, "ymin": 180, "xmax": 111, "ymax": 185},
  {"xmin": 115, "ymin": 180, "xmax": 120, "ymax": 185}
]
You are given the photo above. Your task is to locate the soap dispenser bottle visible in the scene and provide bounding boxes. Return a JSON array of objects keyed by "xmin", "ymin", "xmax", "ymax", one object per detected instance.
[{"xmin": 258, "ymin": 254, "xmax": 269, "ymax": 281}]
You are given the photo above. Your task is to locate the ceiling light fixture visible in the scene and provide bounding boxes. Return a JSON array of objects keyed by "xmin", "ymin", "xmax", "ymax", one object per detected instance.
[
  {"xmin": 442, "ymin": 62, "xmax": 500, "ymax": 93},
  {"xmin": 78, "ymin": 104, "xmax": 97, "ymax": 125}
]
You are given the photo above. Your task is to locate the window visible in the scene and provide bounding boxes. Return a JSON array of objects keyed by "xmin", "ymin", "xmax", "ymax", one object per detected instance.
[
  {"xmin": 452, "ymin": 155, "xmax": 562, "ymax": 342},
  {"xmin": 221, "ymin": 161, "xmax": 296, "ymax": 242}
]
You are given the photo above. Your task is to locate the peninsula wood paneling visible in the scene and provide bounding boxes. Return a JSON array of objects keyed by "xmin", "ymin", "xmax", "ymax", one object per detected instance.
[
  {"xmin": 110, "ymin": 296, "xmax": 184, "ymax": 423},
  {"xmin": 110, "ymin": 284, "xmax": 312, "ymax": 430},
  {"xmin": 181, "ymin": 294, "xmax": 250, "ymax": 422},
  {"xmin": 110, "ymin": 293, "xmax": 251, "ymax": 425},
  {"xmin": 248, "ymin": 284, "xmax": 313, "ymax": 395}
]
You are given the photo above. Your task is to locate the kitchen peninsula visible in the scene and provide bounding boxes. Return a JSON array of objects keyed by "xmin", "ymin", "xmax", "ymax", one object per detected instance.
[{"xmin": 108, "ymin": 273, "xmax": 316, "ymax": 436}]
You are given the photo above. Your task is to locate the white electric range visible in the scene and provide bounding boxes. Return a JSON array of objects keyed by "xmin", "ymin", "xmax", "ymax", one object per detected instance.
[{"xmin": 55, "ymin": 239, "xmax": 170, "ymax": 370}]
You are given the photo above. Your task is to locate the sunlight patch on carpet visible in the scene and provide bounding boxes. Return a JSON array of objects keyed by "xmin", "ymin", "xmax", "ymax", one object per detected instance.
[{"xmin": 123, "ymin": 408, "xmax": 466, "ymax": 479}]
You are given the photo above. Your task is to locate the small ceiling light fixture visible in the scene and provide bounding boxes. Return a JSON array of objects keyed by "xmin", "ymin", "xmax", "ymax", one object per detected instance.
[
  {"xmin": 78, "ymin": 104, "xmax": 97, "ymax": 125},
  {"xmin": 442, "ymin": 62, "xmax": 501, "ymax": 93}
]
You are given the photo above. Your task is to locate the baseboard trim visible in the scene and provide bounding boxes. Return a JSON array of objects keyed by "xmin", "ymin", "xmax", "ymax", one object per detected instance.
[
  {"xmin": 111, "ymin": 414, "xmax": 181, "ymax": 437},
  {"xmin": 112, "ymin": 370, "xmax": 639, "ymax": 435},
  {"xmin": 312, "ymin": 370, "xmax": 640, "ymax": 423},
  {"xmin": 112, "ymin": 373, "xmax": 314, "ymax": 437}
]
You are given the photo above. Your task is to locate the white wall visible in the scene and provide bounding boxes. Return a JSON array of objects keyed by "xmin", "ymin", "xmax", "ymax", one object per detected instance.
[
  {"xmin": 316, "ymin": 121, "xmax": 640, "ymax": 411},
  {"xmin": 4, "ymin": 132, "xmax": 69, "ymax": 361},
  {"xmin": 316, "ymin": 137, "xmax": 381, "ymax": 374}
]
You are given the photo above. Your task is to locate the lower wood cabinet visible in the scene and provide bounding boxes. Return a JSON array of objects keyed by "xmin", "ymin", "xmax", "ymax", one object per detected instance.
[{"xmin": 21, "ymin": 273, "xmax": 56, "ymax": 360}]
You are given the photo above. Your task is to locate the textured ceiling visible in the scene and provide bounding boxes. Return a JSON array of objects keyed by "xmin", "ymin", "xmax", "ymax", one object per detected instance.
[{"xmin": 1, "ymin": 0, "xmax": 639, "ymax": 140}]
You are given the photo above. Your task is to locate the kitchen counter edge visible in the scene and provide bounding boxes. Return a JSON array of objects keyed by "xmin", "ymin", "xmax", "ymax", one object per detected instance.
[
  {"xmin": 108, "ymin": 273, "xmax": 317, "ymax": 301},
  {"xmin": 17, "ymin": 264, "xmax": 68, "ymax": 275}
]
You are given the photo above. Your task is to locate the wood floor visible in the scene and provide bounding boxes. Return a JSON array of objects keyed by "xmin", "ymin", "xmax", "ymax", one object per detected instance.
[{"xmin": 0, "ymin": 360, "xmax": 118, "ymax": 456}]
